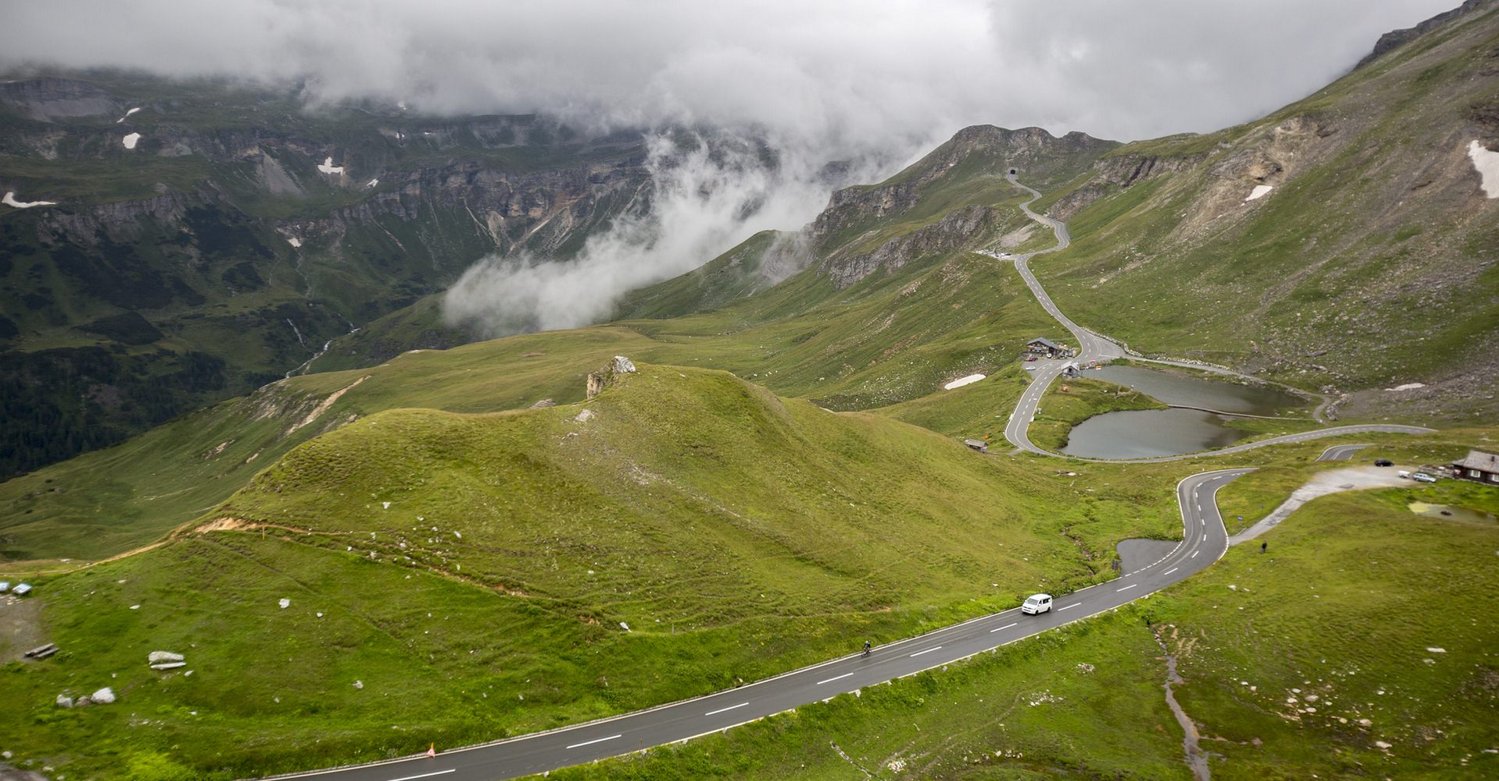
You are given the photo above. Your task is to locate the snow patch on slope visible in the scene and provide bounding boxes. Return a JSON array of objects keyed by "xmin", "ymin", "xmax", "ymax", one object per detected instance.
[
  {"xmin": 317, "ymin": 156, "xmax": 345, "ymax": 175},
  {"xmin": 1469, "ymin": 140, "xmax": 1499, "ymax": 198},
  {"xmin": 3, "ymin": 191, "xmax": 57, "ymax": 208},
  {"xmin": 115, "ymin": 107, "xmax": 141, "ymax": 124},
  {"xmin": 122, "ymin": 132, "xmax": 141, "ymax": 150},
  {"xmin": 1245, "ymin": 184, "xmax": 1273, "ymax": 202},
  {"xmin": 943, "ymin": 373, "xmax": 986, "ymax": 390}
]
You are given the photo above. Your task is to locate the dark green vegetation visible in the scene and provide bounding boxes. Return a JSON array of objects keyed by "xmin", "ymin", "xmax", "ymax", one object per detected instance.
[
  {"xmin": 0, "ymin": 71, "xmax": 650, "ymax": 479},
  {"xmin": 550, "ymin": 475, "xmax": 1499, "ymax": 780},
  {"xmin": 1027, "ymin": 2, "xmax": 1499, "ymax": 425}
]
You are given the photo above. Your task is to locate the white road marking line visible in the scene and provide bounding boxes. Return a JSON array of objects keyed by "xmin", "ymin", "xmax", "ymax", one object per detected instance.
[
  {"xmin": 704, "ymin": 702, "xmax": 749, "ymax": 717},
  {"xmin": 991, "ymin": 622, "xmax": 1019, "ymax": 633},
  {"xmin": 1191, "ymin": 550, "xmax": 1200, "ymax": 558},
  {"xmin": 1201, "ymin": 533, "xmax": 1207, "ymax": 542},
  {"xmin": 816, "ymin": 672, "xmax": 853, "ymax": 685},
  {"xmin": 909, "ymin": 646, "xmax": 943, "ymax": 658},
  {"xmin": 566, "ymin": 734, "xmax": 622, "ymax": 750},
  {"xmin": 1164, "ymin": 567, "xmax": 1179, "ymax": 575},
  {"xmin": 1058, "ymin": 603, "xmax": 1080, "ymax": 611},
  {"xmin": 388, "ymin": 770, "xmax": 456, "ymax": 781},
  {"xmin": 1116, "ymin": 584, "xmax": 1137, "ymax": 592}
]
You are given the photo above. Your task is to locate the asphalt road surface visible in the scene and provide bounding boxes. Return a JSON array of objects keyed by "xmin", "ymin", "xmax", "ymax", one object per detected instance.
[
  {"xmin": 1316, "ymin": 443, "xmax": 1370, "ymax": 461},
  {"xmin": 268, "ymin": 468, "xmax": 1254, "ymax": 781}
]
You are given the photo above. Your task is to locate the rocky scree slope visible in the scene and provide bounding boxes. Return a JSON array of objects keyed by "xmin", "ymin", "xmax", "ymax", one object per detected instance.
[{"xmin": 0, "ymin": 72, "xmax": 651, "ymax": 479}]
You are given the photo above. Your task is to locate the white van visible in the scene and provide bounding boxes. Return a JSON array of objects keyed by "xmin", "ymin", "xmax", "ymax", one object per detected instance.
[{"xmin": 1021, "ymin": 593, "xmax": 1053, "ymax": 615}]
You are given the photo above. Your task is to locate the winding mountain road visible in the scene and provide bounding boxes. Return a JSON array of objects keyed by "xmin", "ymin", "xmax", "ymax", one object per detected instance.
[
  {"xmin": 995, "ymin": 175, "xmax": 1430, "ymax": 459},
  {"xmin": 268, "ymin": 177, "xmax": 1433, "ymax": 781}
]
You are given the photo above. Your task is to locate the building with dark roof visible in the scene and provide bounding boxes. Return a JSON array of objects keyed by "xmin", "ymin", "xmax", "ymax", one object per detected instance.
[{"xmin": 1451, "ymin": 450, "xmax": 1499, "ymax": 484}]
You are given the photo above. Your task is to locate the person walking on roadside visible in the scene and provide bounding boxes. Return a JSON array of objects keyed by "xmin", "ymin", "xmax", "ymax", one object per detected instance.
[{"xmin": 1261, "ymin": 541, "xmax": 1267, "ymax": 554}]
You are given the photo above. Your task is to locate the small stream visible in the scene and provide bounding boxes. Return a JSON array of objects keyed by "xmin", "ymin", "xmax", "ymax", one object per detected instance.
[
  {"xmin": 1062, "ymin": 366, "xmax": 1305, "ymax": 459},
  {"xmin": 1153, "ymin": 628, "xmax": 1212, "ymax": 781}
]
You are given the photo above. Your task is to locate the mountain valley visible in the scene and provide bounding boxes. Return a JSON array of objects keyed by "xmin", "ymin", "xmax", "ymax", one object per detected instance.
[{"xmin": 1, "ymin": 3, "xmax": 1498, "ymax": 780}]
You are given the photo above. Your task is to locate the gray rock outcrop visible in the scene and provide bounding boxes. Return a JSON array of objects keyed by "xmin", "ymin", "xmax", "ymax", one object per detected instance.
[{"xmin": 586, "ymin": 356, "xmax": 637, "ymax": 399}]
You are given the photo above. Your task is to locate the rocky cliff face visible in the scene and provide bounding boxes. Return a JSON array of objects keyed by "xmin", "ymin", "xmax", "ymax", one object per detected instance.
[
  {"xmin": 0, "ymin": 72, "xmax": 652, "ymax": 479},
  {"xmin": 0, "ymin": 77, "xmax": 120, "ymax": 121},
  {"xmin": 1046, "ymin": 152, "xmax": 1201, "ymax": 221},
  {"xmin": 1356, "ymin": 0, "xmax": 1495, "ymax": 69},
  {"xmin": 820, "ymin": 205, "xmax": 1001, "ymax": 288},
  {"xmin": 809, "ymin": 125, "xmax": 1115, "ymax": 287}
]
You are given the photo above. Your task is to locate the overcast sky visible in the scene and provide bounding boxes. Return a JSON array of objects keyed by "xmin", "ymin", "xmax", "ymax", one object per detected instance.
[
  {"xmin": 0, "ymin": 0, "xmax": 1464, "ymax": 334},
  {"xmin": 0, "ymin": 0, "xmax": 1461, "ymax": 146}
]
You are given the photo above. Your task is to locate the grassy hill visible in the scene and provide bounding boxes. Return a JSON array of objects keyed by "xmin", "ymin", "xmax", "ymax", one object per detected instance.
[
  {"xmin": 1027, "ymin": 1, "xmax": 1499, "ymax": 425},
  {"xmin": 0, "ymin": 364, "xmax": 1201, "ymax": 779}
]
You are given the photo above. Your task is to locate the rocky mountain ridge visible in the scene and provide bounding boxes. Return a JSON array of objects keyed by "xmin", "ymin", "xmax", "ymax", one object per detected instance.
[{"xmin": 810, "ymin": 125, "xmax": 1115, "ymax": 287}]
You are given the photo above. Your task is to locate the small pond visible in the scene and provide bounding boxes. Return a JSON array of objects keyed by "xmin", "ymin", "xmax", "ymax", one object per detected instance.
[
  {"xmin": 1090, "ymin": 365, "xmax": 1304, "ymax": 415},
  {"xmin": 1060, "ymin": 365, "xmax": 1307, "ymax": 459},
  {"xmin": 1408, "ymin": 502, "xmax": 1497, "ymax": 525}
]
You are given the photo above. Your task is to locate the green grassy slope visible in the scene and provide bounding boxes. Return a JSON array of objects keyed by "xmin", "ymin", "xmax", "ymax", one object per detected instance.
[
  {"xmin": 1028, "ymin": 4, "xmax": 1499, "ymax": 424},
  {"xmin": 0, "ymin": 327, "xmax": 656, "ymax": 562},
  {"xmin": 544, "ymin": 460, "xmax": 1499, "ymax": 781},
  {"xmin": 3, "ymin": 228, "xmax": 1059, "ymax": 564},
  {"xmin": 0, "ymin": 364, "xmax": 1199, "ymax": 779}
]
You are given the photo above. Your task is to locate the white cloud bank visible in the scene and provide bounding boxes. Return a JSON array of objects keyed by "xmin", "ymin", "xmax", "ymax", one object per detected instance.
[{"xmin": 0, "ymin": 0, "xmax": 1462, "ymax": 333}]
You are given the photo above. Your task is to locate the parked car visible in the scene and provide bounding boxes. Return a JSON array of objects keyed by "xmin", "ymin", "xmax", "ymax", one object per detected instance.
[
  {"xmin": 1025, "ymin": 355, "xmax": 1038, "ymax": 362},
  {"xmin": 1021, "ymin": 593, "xmax": 1053, "ymax": 615},
  {"xmin": 1374, "ymin": 459, "xmax": 1394, "ymax": 467},
  {"xmin": 1397, "ymin": 470, "xmax": 1411, "ymax": 479},
  {"xmin": 1412, "ymin": 472, "xmax": 1438, "ymax": 483}
]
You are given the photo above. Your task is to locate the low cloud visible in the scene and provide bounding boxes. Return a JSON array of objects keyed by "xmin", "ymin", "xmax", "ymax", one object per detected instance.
[
  {"xmin": 442, "ymin": 132, "xmax": 869, "ymax": 336},
  {"xmin": 2, "ymin": 1, "xmax": 1462, "ymax": 333}
]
